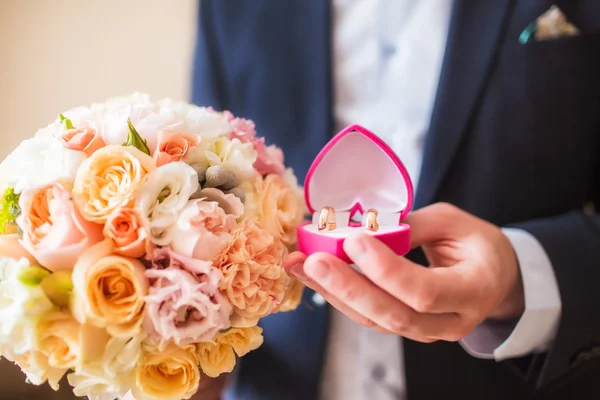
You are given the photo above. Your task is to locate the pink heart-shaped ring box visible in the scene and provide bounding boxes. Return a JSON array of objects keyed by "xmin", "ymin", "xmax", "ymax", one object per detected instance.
[{"xmin": 296, "ymin": 124, "xmax": 414, "ymax": 263}]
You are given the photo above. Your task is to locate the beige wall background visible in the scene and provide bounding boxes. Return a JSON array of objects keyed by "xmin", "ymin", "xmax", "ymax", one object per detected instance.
[
  {"xmin": 0, "ymin": 1, "xmax": 197, "ymax": 397},
  {"xmin": 0, "ymin": 0, "xmax": 197, "ymax": 160}
]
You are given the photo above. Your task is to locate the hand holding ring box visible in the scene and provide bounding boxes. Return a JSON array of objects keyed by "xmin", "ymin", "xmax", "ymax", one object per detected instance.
[{"xmin": 297, "ymin": 124, "xmax": 414, "ymax": 263}]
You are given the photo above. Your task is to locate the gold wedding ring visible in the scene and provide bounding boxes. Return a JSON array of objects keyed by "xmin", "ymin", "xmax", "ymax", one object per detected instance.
[
  {"xmin": 366, "ymin": 208, "xmax": 379, "ymax": 232},
  {"xmin": 318, "ymin": 206, "xmax": 336, "ymax": 231}
]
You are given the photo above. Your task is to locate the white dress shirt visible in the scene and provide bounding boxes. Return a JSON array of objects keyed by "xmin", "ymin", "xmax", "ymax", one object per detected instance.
[{"xmin": 319, "ymin": 1, "xmax": 562, "ymax": 399}]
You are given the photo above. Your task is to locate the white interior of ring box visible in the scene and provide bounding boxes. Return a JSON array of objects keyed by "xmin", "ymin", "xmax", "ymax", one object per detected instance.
[{"xmin": 304, "ymin": 130, "xmax": 409, "ymax": 237}]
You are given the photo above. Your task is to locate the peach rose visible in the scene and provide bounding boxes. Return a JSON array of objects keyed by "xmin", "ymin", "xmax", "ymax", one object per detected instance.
[
  {"xmin": 71, "ymin": 240, "xmax": 149, "ymax": 338},
  {"xmin": 132, "ymin": 343, "xmax": 200, "ymax": 400},
  {"xmin": 5, "ymin": 349, "xmax": 64, "ymax": 390},
  {"xmin": 0, "ymin": 234, "xmax": 37, "ymax": 264},
  {"xmin": 60, "ymin": 127, "xmax": 105, "ymax": 156},
  {"xmin": 241, "ymin": 171, "xmax": 304, "ymax": 247},
  {"xmin": 16, "ymin": 183, "xmax": 103, "ymax": 271},
  {"xmin": 216, "ymin": 221, "xmax": 289, "ymax": 327},
  {"xmin": 104, "ymin": 207, "xmax": 148, "ymax": 258},
  {"xmin": 196, "ymin": 336, "xmax": 236, "ymax": 378},
  {"xmin": 170, "ymin": 188, "xmax": 243, "ymax": 262},
  {"xmin": 37, "ymin": 311, "xmax": 111, "ymax": 371},
  {"xmin": 221, "ymin": 326, "xmax": 264, "ymax": 357},
  {"xmin": 278, "ymin": 278, "xmax": 305, "ymax": 312},
  {"xmin": 73, "ymin": 145, "xmax": 156, "ymax": 223},
  {"xmin": 153, "ymin": 131, "xmax": 198, "ymax": 167}
]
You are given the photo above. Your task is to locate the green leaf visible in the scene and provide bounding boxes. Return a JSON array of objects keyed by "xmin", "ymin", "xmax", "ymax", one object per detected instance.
[
  {"xmin": 123, "ymin": 118, "xmax": 151, "ymax": 155},
  {"xmin": 58, "ymin": 113, "xmax": 75, "ymax": 130},
  {"xmin": 18, "ymin": 266, "xmax": 51, "ymax": 287},
  {"xmin": 0, "ymin": 187, "xmax": 20, "ymax": 234}
]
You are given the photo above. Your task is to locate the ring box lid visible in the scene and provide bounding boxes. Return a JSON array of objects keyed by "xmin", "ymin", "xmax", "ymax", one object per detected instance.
[{"xmin": 304, "ymin": 124, "xmax": 414, "ymax": 223}]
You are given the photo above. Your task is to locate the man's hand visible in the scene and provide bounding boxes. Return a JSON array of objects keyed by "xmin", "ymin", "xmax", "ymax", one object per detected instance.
[{"xmin": 285, "ymin": 203, "xmax": 525, "ymax": 343}]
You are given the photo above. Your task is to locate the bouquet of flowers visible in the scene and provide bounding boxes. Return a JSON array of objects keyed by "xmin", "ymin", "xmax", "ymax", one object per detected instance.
[{"xmin": 0, "ymin": 93, "xmax": 305, "ymax": 400}]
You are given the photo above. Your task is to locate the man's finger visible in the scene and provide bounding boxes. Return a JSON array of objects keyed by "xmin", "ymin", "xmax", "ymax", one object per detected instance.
[
  {"xmin": 303, "ymin": 252, "xmax": 461, "ymax": 340},
  {"xmin": 286, "ymin": 259, "xmax": 394, "ymax": 334},
  {"xmin": 344, "ymin": 233, "xmax": 477, "ymax": 314},
  {"xmin": 403, "ymin": 203, "xmax": 462, "ymax": 248}
]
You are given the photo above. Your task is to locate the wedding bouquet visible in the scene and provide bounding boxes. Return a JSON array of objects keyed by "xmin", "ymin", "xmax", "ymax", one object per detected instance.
[{"xmin": 0, "ymin": 93, "xmax": 305, "ymax": 400}]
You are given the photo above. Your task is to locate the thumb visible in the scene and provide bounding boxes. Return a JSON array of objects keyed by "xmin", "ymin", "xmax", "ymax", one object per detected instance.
[{"xmin": 403, "ymin": 203, "xmax": 463, "ymax": 248}]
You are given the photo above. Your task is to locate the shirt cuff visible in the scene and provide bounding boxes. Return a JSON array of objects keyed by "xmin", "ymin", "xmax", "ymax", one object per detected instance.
[{"xmin": 459, "ymin": 228, "xmax": 562, "ymax": 361}]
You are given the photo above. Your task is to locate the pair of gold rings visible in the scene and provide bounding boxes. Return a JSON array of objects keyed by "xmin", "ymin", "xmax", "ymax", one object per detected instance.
[{"xmin": 318, "ymin": 207, "xmax": 379, "ymax": 232}]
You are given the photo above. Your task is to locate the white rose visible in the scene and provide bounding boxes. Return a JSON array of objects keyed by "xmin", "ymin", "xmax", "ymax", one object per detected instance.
[
  {"xmin": 0, "ymin": 257, "xmax": 55, "ymax": 355},
  {"xmin": 136, "ymin": 162, "xmax": 199, "ymax": 245},
  {"xmin": 67, "ymin": 333, "xmax": 144, "ymax": 400},
  {"xmin": 158, "ymin": 98, "xmax": 232, "ymax": 138},
  {"xmin": 0, "ymin": 135, "xmax": 86, "ymax": 193},
  {"xmin": 102, "ymin": 94, "xmax": 162, "ymax": 152},
  {"xmin": 200, "ymin": 136, "xmax": 258, "ymax": 181}
]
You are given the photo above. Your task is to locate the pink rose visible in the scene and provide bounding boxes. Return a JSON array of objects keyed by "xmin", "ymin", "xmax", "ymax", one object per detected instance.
[
  {"xmin": 227, "ymin": 116, "xmax": 285, "ymax": 176},
  {"xmin": 144, "ymin": 248, "xmax": 232, "ymax": 349},
  {"xmin": 153, "ymin": 132, "xmax": 198, "ymax": 167},
  {"xmin": 59, "ymin": 127, "xmax": 105, "ymax": 156},
  {"xmin": 170, "ymin": 188, "xmax": 243, "ymax": 262},
  {"xmin": 17, "ymin": 183, "xmax": 104, "ymax": 271}
]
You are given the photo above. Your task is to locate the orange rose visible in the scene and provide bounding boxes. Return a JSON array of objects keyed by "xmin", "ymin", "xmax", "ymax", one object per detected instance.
[
  {"xmin": 73, "ymin": 145, "xmax": 155, "ymax": 223},
  {"xmin": 60, "ymin": 127, "xmax": 105, "ymax": 156},
  {"xmin": 153, "ymin": 132, "xmax": 198, "ymax": 167},
  {"xmin": 216, "ymin": 221, "xmax": 289, "ymax": 327},
  {"xmin": 16, "ymin": 182, "xmax": 103, "ymax": 271},
  {"xmin": 103, "ymin": 207, "xmax": 148, "ymax": 258},
  {"xmin": 71, "ymin": 240, "xmax": 149, "ymax": 337}
]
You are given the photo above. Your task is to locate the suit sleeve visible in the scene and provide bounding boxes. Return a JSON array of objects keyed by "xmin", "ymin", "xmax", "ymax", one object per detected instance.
[{"xmin": 508, "ymin": 209, "xmax": 600, "ymax": 389}]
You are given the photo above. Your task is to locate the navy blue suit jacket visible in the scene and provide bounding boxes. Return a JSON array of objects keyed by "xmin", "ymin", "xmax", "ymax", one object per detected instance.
[{"xmin": 192, "ymin": 1, "xmax": 600, "ymax": 398}]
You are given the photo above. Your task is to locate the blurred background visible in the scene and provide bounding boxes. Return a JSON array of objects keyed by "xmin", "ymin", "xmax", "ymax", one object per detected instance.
[{"xmin": 0, "ymin": 1, "xmax": 197, "ymax": 398}]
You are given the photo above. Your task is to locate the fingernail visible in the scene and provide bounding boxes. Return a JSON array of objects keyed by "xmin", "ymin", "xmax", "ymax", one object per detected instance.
[
  {"xmin": 290, "ymin": 263, "xmax": 307, "ymax": 280},
  {"xmin": 308, "ymin": 260, "xmax": 330, "ymax": 281}
]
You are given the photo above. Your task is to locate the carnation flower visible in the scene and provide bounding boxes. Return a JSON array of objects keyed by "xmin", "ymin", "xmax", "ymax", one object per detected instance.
[{"xmin": 216, "ymin": 221, "xmax": 289, "ymax": 327}]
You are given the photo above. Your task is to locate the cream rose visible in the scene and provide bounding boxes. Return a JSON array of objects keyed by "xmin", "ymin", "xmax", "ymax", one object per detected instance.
[
  {"xmin": 199, "ymin": 136, "xmax": 258, "ymax": 181},
  {"xmin": 73, "ymin": 145, "xmax": 156, "ymax": 223},
  {"xmin": 0, "ymin": 257, "xmax": 54, "ymax": 355},
  {"xmin": 241, "ymin": 171, "xmax": 304, "ymax": 247},
  {"xmin": 135, "ymin": 162, "xmax": 199, "ymax": 245},
  {"xmin": 4, "ymin": 349, "xmax": 65, "ymax": 391},
  {"xmin": 132, "ymin": 343, "xmax": 200, "ymax": 400},
  {"xmin": 216, "ymin": 221, "xmax": 289, "ymax": 327},
  {"xmin": 0, "ymin": 135, "xmax": 86, "ymax": 194},
  {"xmin": 71, "ymin": 240, "xmax": 149, "ymax": 337},
  {"xmin": 67, "ymin": 333, "xmax": 144, "ymax": 400}
]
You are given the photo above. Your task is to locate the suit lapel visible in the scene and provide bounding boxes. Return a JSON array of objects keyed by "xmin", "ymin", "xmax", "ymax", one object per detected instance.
[{"xmin": 414, "ymin": 0, "xmax": 514, "ymax": 208}]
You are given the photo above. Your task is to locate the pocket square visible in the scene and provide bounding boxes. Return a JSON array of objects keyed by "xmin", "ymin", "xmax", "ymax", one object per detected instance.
[{"xmin": 519, "ymin": 5, "xmax": 580, "ymax": 44}]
